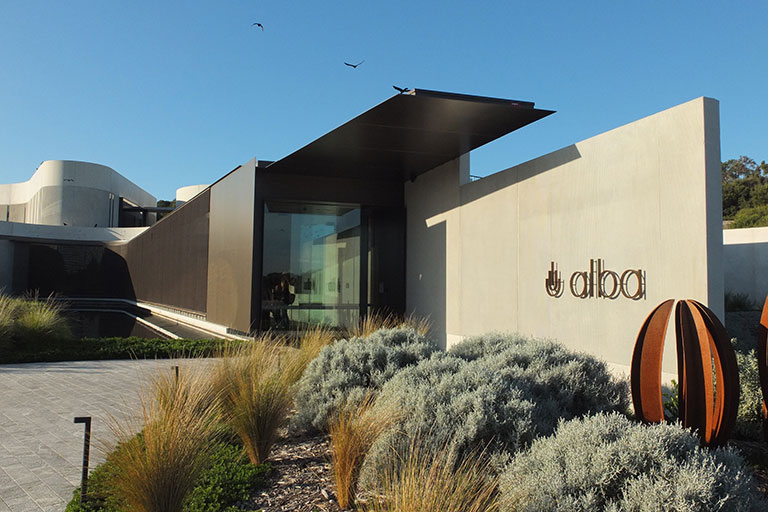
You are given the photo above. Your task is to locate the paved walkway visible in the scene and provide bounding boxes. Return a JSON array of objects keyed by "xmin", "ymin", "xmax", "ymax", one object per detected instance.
[{"xmin": 0, "ymin": 359, "xmax": 194, "ymax": 511}]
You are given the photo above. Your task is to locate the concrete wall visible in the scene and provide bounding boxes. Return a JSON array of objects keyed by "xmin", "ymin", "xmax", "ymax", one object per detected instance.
[
  {"xmin": 0, "ymin": 160, "xmax": 156, "ymax": 227},
  {"xmin": 0, "ymin": 221, "xmax": 147, "ymax": 243},
  {"xmin": 406, "ymin": 97, "xmax": 723, "ymax": 376},
  {"xmin": 723, "ymin": 226, "xmax": 768, "ymax": 305}
]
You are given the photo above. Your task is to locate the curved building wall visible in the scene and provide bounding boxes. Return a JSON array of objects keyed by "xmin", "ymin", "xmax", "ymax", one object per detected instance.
[
  {"xmin": 176, "ymin": 184, "xmax": 209, "ymax": 204},
  {"xmin": 0, "ymin": 160, "xmax": 156, "ymax": 227}
]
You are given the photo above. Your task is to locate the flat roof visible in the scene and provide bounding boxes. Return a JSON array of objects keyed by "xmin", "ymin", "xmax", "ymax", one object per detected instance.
[{"xmin": 264, "ymin": 89, "xmax": 554, "ymax": 181}]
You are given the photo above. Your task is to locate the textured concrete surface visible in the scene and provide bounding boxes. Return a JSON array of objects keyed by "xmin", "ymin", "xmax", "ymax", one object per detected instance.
[
  {"xmin": 406, "ymin": 97, "xmax": 723, "ymax": 375},
  {"xmin": 0, "ymin": 359, "xmax": 191, "ymax": 511}
]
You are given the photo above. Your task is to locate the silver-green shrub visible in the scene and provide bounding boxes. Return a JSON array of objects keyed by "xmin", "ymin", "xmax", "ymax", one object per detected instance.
[
  {"xmin": 448, "ymin": 331, "xmax": 533, "ymax": 361},
  {"xmin": 360, "ymin": 334, "xmax": 629, "ymax": 487},
  {"xmin": 453, "ymin": 334, "xmax": 629, "ymax": 421},
  {"xmin": 500, "ymin": 412, "xmax": 766, "ymax": 512},
  {"xmin": 735, "ymin": 349, "xmax": 764, "ymax": 440},
  {"xmin": 290, "ymin": 327, "xmax": 437, "ymax": 432}
]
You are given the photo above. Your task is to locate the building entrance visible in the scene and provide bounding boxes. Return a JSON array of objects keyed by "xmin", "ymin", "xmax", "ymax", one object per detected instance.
[{"xmin": 261, "ymin": 201, "xmax": 361, "ymax": 331}]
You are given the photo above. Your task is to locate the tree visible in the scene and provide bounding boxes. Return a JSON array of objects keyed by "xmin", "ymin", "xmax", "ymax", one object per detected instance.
[
  {"xmin": 722, "ymin": 156, "xmax": 768, "ymax": 221},
  {"xmin": 721, "ymin": 156, "xmax": 763, "ymax": 184}
]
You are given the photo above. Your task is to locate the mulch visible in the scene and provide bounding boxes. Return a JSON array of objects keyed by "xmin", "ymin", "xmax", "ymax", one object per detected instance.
[
  {"xmin": 246, "ymin": 433, "xmax": 768, "ymax": 511},
  {"xmin": 246, "ymin": 432, "xmax": 348, "ymax": 512}
]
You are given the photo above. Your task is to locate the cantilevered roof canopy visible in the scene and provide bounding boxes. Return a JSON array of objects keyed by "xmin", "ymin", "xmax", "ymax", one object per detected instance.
[{"xmin": 264, "ymin": 89, "xmax": 554, "ymax": 181}]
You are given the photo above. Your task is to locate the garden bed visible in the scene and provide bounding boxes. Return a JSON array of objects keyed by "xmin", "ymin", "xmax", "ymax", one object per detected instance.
[{"xmin": 248, "ymin": 432, "xmax": 342, "ymax": 512}]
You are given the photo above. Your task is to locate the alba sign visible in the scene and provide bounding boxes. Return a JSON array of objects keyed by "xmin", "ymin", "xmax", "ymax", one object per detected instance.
[{"xmin": 545, "ymin": 259, "xmax": 645, "ymax": 300}]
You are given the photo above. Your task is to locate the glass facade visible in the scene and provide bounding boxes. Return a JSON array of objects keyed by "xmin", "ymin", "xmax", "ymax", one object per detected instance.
[{"xmin": 261, "ymin": 201, "xmax": 361, "ymax": 331}]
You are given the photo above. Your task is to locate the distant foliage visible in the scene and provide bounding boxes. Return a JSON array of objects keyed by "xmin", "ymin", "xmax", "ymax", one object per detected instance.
[
  {"xmin": 724, "ymin": 291, "xmax": 759, "ymax": 312},
  {"xmin": 500, "ymin": 412, "xmax": 766, "ymax": 512},
  {"xmin": 360, "ymin": 334, "xmax": 629, "ymax": 488},
  {"xmin": 722, "ymin": 156, "xmax": 768, "ymax": 223},
  {"xmin": 291, "ymin": 327, "xmax": 437, "ymax": 432},
  {"xmin": 730, "ymin": 205, "xmax": 768, "ymax": 229}
]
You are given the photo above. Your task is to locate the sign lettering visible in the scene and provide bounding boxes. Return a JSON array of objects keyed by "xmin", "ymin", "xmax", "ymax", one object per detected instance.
[{"xmin": 545, "ymin": 259, "xmax": 645, "ymax": 300}]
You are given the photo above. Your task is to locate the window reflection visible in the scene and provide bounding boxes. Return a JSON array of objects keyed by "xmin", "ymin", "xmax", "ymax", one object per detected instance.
[{"xmin": 261, "ymin": 202, "xmax": 360, "ymax": 331}]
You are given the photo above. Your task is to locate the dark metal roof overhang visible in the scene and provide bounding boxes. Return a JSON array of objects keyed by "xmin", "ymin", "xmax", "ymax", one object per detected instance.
[{"xmin": 263, "ymin": 89, "xmax": 555, "ymax": 182}]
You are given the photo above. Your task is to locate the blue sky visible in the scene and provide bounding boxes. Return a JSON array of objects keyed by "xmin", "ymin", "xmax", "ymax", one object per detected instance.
[{"xmin": 0, "ymin": 1, "xmax": 766, "ymax": 200}]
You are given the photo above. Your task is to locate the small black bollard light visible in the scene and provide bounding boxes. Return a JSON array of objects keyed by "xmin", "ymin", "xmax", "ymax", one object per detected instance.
[
  {"xmin": 74, "ymin": 416, "xmax": 92, "ymax": 504},
  {"xmin": 173, "ymin": 365, "xmax": 179, "ymax": 383}
]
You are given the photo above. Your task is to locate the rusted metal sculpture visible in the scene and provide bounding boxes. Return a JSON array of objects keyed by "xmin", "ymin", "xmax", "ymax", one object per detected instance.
[
  {"xmin": 757, "ymin": 296, "xmax": 768, "ymax": 442},
  {"xmin": 631, "ymin": 299, "xmax": 739, "ymax": 447}
]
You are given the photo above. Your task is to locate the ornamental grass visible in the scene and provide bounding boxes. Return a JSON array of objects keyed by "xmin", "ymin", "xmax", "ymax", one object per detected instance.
[
  {"xmin": 329, "ymin": 393, "xmax": 399, "ymax": 509},
  {"xmin": 212, "ymin": 337, "xmax": 293, "ymax": 465},
  {"xmin": 361, "ymin": 437, "xmax": 499, "ymax": 512},
  {"xmin": 105, "ymin": 363, "xmax": 221, "ymax": 512},
  {"xmin": 348, "ymin": 313, "xmax": 430, "ymax": 339},
  {"xmin": 280, "ymin": 325, "xmax": 337, "ymax": 386},
  {"xmin": 0, "ymin": 293, "xmax": 18, "ymax": 343},
  {"xmin": 14, "ymin": 292, "xmax": 71, "ymax": 341}
]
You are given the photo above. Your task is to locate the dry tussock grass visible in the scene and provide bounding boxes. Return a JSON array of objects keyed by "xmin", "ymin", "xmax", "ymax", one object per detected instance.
[
  {"xmin": 362, "ymin": 438, "xmax": 499, "ymax": 512},
  {"xmin": 0, "ymin": 293, "xmax": 18, "ymax": 341},
  {"xmin": 106, "ymin": 364, "xmax": 221, "ymax": 512},
  {"xmin": 280, "ymin": 325, "xmax": 337, "ymax": 386},
  {"xmin": 348, "ymin": 313, "xmax": 430, "ymax": 339},
  {"xmin": 330, "ymin": 393, "xmax": 399, "ymax": 509},
  {"xmin": 213, "ymin": 338, "xmax": 293, "ymax": 464}
]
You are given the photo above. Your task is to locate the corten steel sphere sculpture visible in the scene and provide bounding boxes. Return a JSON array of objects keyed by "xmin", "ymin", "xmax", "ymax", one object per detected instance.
[
  {"xmin": 757, "ymin": 296, "xmax": 768, "ymax": 442},
  {"xmin": 631, "ymin": 299, "xmax": 739, "ymax": 447}
]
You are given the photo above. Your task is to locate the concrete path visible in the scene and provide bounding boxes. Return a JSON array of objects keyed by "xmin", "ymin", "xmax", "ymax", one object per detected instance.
[{"xmin": 0, "ymin": 359, "xmax": 194, "ymax": 511}]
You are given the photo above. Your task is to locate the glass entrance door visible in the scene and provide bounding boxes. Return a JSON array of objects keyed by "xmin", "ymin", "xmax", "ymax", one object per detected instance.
[{"xmin": 261, "ymin": 201, "xmax": 361, "ymax": 331}]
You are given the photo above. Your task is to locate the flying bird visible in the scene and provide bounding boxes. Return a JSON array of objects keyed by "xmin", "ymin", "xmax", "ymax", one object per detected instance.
[
  {"xmin": 344, "ymin": 60, "xmax": 364, "ymax": 68},
  {"xmin": 393, "ymin": 85, "xmax": 411, "ymax": 94},
  {"xmin": 252, "ymin": 22, "xmax": 264, "ymax": 31}
]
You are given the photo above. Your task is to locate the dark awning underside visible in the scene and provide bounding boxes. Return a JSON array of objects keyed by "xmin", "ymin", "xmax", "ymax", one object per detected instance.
[{"xmin": 264, "ymin": 89, "xmax": 554, "ymax": 181}]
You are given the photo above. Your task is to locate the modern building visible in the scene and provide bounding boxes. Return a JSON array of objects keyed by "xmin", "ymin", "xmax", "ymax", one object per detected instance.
[
  {"xmin": 0, "ymin": 89, "xmax": 725, "ymax": 376},
  {"xmin": 0, "ymin": 160, "xmax": 157, "ymax": 228}
]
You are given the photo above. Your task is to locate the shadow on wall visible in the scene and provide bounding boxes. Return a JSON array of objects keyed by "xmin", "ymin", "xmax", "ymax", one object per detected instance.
[
  {"xmin": 418, "ymin": 221, "xmax": 447, "ymax": 349},
  {"xmin": 462, "ymin": 144, "xmax": 582, "ymax": 206},
  {"xmin": 412, "ymin": 145, "xmax": 581, "ymax": 349},
  {"xmin": 723, "ymin": 241, "xmax": 768, "ymax": 306},
  {"xmin": 19, "ymin": 243, "xmax": 136, "ymax": 300}
]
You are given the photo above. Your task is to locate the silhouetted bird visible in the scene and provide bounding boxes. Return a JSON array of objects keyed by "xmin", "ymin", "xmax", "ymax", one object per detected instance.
[
  {"xmin": 252, "ymin": 22, "xmax": 264, "ymax": 31},
  {"xmin": 344, "ymin": 60, "xmax": 364, "ymax": 68},
  {"xmin": 393, "ymin": 85, "xmax": 411, "ymax": 94}
]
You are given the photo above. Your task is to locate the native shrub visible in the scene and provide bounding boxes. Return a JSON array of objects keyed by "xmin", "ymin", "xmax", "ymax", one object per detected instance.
[
  {"xmin": 360, "ymin": 334, "xmax": 628, "ymax": 488},
  {"xmin": 500, "ymin": 412, "xmax": 767, "ymax": 512},
  {"xmin": 291, "ymin": 327, "xmax": 437, "ymax": 432},
  {"xmin": 447, "ymin": 331, "xmax": 532, "ymax": 361},
  {"xmin": 734, "ymin": 349, "xmax": 764, "ymax": 440}
]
